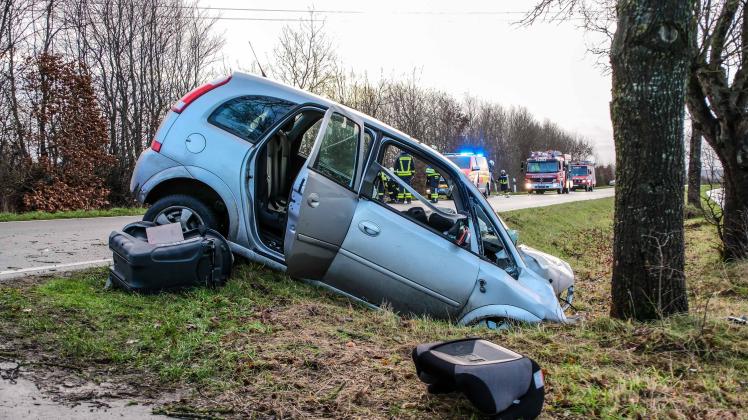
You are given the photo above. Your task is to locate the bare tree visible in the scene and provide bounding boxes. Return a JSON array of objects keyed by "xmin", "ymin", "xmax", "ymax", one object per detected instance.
[
  {"xmin": 687, "ymin": 0, "xmax": 748, "ymax": 260},
  {"xmin": 687, "ymin": 127, "xmax": 703, "ymax": 208},
  {"xmin": 271, "ymin": 11, "xmax": 338, "ymax": 95},
  {"xmin": 528, "ymin": 0, "xmax": 747, "ymax": 260}
]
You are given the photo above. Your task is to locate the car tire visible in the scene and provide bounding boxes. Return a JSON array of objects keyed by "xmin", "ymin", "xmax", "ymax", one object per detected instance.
[
  {"xmin": 471, "ymin": 317, "xmax": 510, "ymax": 330},
  {"xmin": 144, "ymin": 194, "xmax": 220, "ymax": 232}
]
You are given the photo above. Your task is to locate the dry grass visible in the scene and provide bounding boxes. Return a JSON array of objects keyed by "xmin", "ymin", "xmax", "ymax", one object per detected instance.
[{"xmin": 1, "ymin": 197, "xmax": 747, "ymax": 419}]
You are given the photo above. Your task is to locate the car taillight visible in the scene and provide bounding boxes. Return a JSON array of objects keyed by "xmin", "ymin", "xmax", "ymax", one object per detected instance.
[
  {"xmin": 151, "ymin": 139, "xmax": 162, "ymax": 153},
  {"xmin": 171, "ymin": 75, "xmax": 232, "ymax": 114}
]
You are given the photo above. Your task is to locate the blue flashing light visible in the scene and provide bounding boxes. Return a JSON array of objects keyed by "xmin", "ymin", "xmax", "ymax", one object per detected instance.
[{"xmin": 457, "ymin": 147, "xmax": 486, "ymax": 157}]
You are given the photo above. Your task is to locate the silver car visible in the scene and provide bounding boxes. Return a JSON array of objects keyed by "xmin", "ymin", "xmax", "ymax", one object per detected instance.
[{"xmin": 130, "ymin": 72, "xmax": 574, "ymax": 326}]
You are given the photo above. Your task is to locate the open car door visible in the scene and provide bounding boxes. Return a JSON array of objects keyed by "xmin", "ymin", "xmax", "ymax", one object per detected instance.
[{"xmin": 284, "ymin": 106, "xmax": 365, "ymax": 279}]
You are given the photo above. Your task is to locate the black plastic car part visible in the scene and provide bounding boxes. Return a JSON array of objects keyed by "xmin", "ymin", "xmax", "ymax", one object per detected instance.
[
  {"xmin": 412, "ymin": 338, "xmax": 544, "ymax": 419},
  {"xmin": 108, "ymin": 221, "xmax": 233, "ymax": 293}
]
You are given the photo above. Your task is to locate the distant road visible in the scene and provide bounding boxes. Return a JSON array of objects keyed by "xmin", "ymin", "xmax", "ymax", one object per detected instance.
[
  {"xmin": 487, "ymin": 187, "xmax": 614, "ymax": 212},
  {"xmin": 0, "ymin": 188, "xmax": 614, "ymax": 281}
]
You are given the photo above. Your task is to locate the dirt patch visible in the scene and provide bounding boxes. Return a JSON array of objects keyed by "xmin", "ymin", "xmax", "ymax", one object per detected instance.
[{"xmin": 0, "ymin": 328, "xmax": 183, "ymax": 418}]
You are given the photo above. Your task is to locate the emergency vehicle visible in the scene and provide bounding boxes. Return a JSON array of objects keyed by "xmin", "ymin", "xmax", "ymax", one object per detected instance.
[
  {"xmin": 445, "ymin": 152, "xmax": 491, "ymax": 196},
  {"xmin": 570, "ymin": 161, "xmax": 596, "ymax": 191},
  {"xmin": 522, "ymin": 150, "xmax": 572, "ymax": 194}
]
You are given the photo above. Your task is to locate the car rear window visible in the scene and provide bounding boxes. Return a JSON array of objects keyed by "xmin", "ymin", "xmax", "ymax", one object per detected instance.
[
  {"xmin": 208, "ymin": 95, "xmax": 296, "ymax": 143},
  {"xmin": 447, "ymin": 156, "xmax": 471, "ymax": 169}
]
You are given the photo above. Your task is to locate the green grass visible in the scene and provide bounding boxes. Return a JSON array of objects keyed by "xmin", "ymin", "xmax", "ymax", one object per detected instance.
[
  {"xmin": 1, "ymin": 196, "xmax": 746, "ymax": 419},
  {"xmin": 0, "ymin": 207, "xmax": 145, "ymax": 222}
]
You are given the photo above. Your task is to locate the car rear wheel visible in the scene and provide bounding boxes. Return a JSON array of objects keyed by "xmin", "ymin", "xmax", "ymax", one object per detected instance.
[
  {"xmin": 144, "ymin": 194, "xmax": 219, "ymax": 233},
  {"xmin": 471, "ymin": 317, "xmax": 510, "ymax": 330}
]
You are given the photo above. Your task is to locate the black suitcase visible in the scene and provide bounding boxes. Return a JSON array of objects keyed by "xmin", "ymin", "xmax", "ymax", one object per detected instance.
[
  {"xmin": 108, "ymin": 221, "xmax": 233, "ymax": 293},
  {"xmin": 412, "ymin": 338, "xmax": 544, "ymax": 419}
]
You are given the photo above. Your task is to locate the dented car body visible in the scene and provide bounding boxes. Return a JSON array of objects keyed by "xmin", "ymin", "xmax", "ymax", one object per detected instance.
[{"xmin": 130, "ymin": 72, "xmax": 574, "ymax": 326}]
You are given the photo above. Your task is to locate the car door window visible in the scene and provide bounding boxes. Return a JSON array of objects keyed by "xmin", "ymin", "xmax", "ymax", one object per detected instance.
[
  {"xmin": 311, "ymin": 113, "xmax": 360, "ymax": 188},
  {"xmin": 362, "ymin": 141, "xmax": 468, "ymax": 243}
]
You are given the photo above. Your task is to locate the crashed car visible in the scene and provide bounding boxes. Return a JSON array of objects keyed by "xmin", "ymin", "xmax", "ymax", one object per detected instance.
[{"xmin": 130, "ymin": 72, "xmax": 575, "ymax": 326}]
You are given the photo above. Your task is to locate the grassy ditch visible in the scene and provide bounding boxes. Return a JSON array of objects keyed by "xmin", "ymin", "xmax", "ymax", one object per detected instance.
[
  {"xmin": 0, "ymin": 207, "xmax": 145, "ymax": 222},
  {"xmin": 1, "ymin": 197, "xmax": 747, "ymax": 418}
]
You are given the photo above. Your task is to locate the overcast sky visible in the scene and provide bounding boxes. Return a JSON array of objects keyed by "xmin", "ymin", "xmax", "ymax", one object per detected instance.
[{"xmin": 204, "ymin": 0, "xmax": 615, "ymax": 164}]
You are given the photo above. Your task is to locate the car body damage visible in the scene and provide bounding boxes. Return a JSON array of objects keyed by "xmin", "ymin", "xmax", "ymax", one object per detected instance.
[{"xmin": 129, "ymin": 72, "xmax": 576, "ymax": 327}]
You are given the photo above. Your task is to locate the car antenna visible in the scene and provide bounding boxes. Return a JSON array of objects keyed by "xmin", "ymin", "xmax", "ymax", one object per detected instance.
[{"xmin": 248, "ymin": 40, "xmax": 267, "ymax": 78}]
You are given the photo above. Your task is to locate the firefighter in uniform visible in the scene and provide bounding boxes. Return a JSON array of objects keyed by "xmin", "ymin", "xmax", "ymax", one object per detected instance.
[
  {"xmin": 499, "ymin": 169, "xmax": 510, "ymax": 197},
  {"xmin": 377, "ymin": 171, "xmax": 390, "ymax": 202},
  {"xmin": 395, "ymin": 151, "xmax": 414, "ymax": 204},
  {"xmin": 425, "ymin": 165, "xmax": 440, "ymax": 203}
]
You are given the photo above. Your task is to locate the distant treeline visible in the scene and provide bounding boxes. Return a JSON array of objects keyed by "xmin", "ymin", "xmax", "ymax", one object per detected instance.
[{"xmin": 0, "ymin": 1, "xmax": 602, "ymax": 212}]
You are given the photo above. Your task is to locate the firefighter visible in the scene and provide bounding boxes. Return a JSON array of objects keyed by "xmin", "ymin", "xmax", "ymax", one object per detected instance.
[
  {"xmin": 499, "ymin": 169, "xmax": 510, "ymax": 197},
  {"xmin": 387, "ymin": 167, "xmax": 398, "ymax": 202},
  {"xmin": 425, "ymin": 165, "xmax": 440, "ymax": 203},
  {"xmin": 395, "ymin": 151, "xmax": 414, "ymax": 204},
  {"xmin": 377, "ymin": 170, "xmax": 390, "ymax": 202},
  {"xmin": 488, "ymin": 159, "xmax": 496, "ymax": 195}
]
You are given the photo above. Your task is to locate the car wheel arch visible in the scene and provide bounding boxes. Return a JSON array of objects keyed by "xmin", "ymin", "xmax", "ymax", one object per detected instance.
[
  {"xmin": 145, "ymin": 177, "xmax": 234, "ymax": 238},
  {"xmin": 458, "ymin": 304, "xmax": 543, "ymax": 326}
]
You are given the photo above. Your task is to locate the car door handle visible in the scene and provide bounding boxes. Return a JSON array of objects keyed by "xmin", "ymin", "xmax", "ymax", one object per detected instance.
[
  {"xmin": 307, "ymin": 193, "xmax": 320, "ymax": 208},
  {"xmin": 358, "ymin": 221, "xmax": 380, "ymax": 236}
]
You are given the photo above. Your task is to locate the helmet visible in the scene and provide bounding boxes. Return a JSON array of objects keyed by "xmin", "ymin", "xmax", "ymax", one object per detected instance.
[
  {"xmin": 501, "ymin": 170, "xmax": 506, "ymax": 175},
  {"xmin": 489, "ymin": 160, "xmax": 495, "ymax": 166}
]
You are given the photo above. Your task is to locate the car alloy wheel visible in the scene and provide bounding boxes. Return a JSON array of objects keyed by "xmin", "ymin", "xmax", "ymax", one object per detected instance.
[{"xmin": 153, "ymin": 205, "xmax": 206, "ymax": 232}]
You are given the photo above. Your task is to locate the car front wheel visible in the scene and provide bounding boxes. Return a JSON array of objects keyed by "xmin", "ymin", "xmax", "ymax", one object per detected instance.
[
  {"xmin": 144, "ymin": 194, "xmax": 219, "ymax": 232},
  {"xmin": 471, "ymin": 317, "xmax": 510, "ymax": 330}
]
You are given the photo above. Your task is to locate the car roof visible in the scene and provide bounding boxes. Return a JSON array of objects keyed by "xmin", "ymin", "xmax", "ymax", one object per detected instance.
[
  {"xmin": 231, "ymin": 72, "xmax": 419, "ymax": 145},
  {"xmin": 229, "ymin": 72, "xmax": 463, "ymax": 174}
]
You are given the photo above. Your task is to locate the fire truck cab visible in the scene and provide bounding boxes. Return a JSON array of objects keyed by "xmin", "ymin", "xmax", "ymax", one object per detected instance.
[
  {"xmin": 522, "ymin": 151, "xmax": 572, "ymax": 194},
  {"xmin": 570, "ymin": 161, "xmax": 596, "ymax": 192}
]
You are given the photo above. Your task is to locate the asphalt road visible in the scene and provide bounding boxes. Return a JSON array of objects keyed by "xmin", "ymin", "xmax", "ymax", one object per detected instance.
[
  {"xmin": 0, "ymin": 188, "xmax": 614, "ymax": 281},
  {"xmin": 0, "ymin": 215, "xmax": 140, "ymax": 281}
]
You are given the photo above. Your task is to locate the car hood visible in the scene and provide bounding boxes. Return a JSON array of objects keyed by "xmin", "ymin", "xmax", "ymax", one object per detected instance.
[{"xmin": 517, "ymin": 244, "xmax": 574, "ymax": 296}]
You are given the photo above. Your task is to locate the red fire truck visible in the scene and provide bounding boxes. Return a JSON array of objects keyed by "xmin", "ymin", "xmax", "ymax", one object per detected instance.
[
  {"xmin": 570, "ymin": 161, "xmax": 597, "ymax": 192},
  {"xmin": 522, "ymin": 150, "xmax": 572, "ymax": 194}
]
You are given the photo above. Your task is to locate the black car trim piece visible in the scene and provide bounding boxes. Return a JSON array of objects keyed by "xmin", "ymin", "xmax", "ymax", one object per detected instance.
[{"xmin": 296, "ymin": 233, "xmax": 339, "ymax": 251}]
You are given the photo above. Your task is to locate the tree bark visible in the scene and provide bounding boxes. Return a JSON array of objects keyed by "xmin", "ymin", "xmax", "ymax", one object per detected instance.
[
  {"xmin": 687, "ymin": 127, "xmax": 702, "ymax": 207},
  {"xmin": 718, "ymin": 123, "xmax": 748, "ymax": 260},
  {"xmin": 609, "ymin": 0, "xmax": 691, "ymax": 320}
]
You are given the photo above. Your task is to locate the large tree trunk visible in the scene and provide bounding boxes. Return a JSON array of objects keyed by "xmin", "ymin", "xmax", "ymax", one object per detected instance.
[
  {"xmin": 687, "ymin": 128, "xmax": 702, "ymax": 207},
  {"xmin": 719, "ymin": 121, "xmax": 748, "ymax": 260},
  {"xmin": 609, "ymin": 0, "xmax": 691, "ymax": 320}
]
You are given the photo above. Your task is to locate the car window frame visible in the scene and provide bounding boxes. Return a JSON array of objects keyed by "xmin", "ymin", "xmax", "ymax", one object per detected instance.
[
  {"xmin": 359, "ymin": 135, "xmax": 472, "ymax": 246},
  {"xmin": 465, "ymin": 192, "xmax": 524, "ymax": 277},
  {"xmin": 309, "ymin": 111, "xmax": 363, "ymax": 190}
]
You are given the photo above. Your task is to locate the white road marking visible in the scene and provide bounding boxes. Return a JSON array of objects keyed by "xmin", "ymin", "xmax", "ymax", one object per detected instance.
[{"xmin": 0, "ymin": 258, "xmax": 112, "ymax": 280}]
